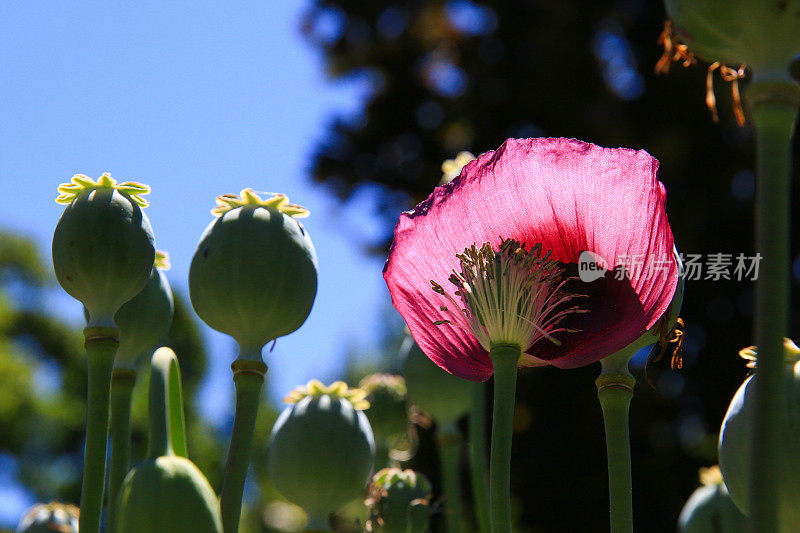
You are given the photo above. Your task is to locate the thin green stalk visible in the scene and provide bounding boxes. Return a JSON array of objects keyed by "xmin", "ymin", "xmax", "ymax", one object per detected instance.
[
  {"xmin": 469, "ymin": 382, "xmax": 490, "ymax": 533},
  {"xmin": 80, "ymin": 326, "xmax": 119, "ymax": 533},
  {"xmin": 746, "ymin": 79, "xmax": 799, "ymax": 532},
  {"xmin": 438, "ymin": 423, "xmax": 464, "ymax": 533},
  {"xmin": 596, "ymin": 354, "xmax": 635, "ymax": 533},
  {"xmin": 108, "ymin": 369, "xmax": 136, "ymax": 533},
  {"xmin": 220, "ymin": 357, "xmax": 266, "ymax": 533},
  {"xmin": 488, "ymin": 344, "xmax": 519, "ymax": 533}
]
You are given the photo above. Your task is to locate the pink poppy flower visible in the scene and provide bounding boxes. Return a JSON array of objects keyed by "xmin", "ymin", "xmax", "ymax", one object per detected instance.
[{"xmin": 383, "ymin": 137, "xmax": 679, "ymax": 381}]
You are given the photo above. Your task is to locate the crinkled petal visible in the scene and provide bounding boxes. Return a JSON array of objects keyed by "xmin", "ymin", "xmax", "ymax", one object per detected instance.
[{"xmin": 383, "ymin": 137, "xmax": 678, "ymax": 380}]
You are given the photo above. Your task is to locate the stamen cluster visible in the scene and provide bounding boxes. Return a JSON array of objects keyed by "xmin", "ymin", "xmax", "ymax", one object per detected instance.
[{"xmin": 430, "ymin": 239, "xmax": 584, "ymax": 353}]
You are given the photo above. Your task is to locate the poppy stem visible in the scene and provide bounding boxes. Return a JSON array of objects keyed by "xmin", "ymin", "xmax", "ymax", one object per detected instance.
[
  {"xmin": 746, "ymin": 78, "xmax": 799, "ymax": 532},
  {"xmin": 438, "ymin": 423, "xmax": 464, "ymax": 533},
  {"xmin": 220, "ymin": 356, "xmax": 266, "ymax": 533},
  {"xmin": 107, "ymin": 369, "xmax": 136, "ymax": 533},
  {"xmin": 80, "ymin": 326, "xmax": 118, "ymax": 533},
  {"xmin": 488, "ymin": 344, "xmax": 519, "ymax": 533},
  {"xmin": 469, "ymin": 382, "xmax": 491, "ymax": 533},
  {"xmin": 596, "ymin": 353, "xmax": 635, "ymax": 533}
]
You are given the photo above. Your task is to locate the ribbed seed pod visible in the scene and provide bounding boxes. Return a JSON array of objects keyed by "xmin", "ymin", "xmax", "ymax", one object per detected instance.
[
  {"xmin": 189, "ymin": 189, "xmax": 317, "ymax": 356},
  {"xmin": 52, "ymin": 174, "xmax": 155, "ymax": 328},
  {"xmin": 268, "ymin": 380, "xmax": 375, "ymax": 523}
]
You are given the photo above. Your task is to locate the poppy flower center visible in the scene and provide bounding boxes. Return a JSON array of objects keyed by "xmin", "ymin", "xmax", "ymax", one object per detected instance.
[{"xmin": 430, "ymin": 239, "xmax": 585, "ymax": 354}]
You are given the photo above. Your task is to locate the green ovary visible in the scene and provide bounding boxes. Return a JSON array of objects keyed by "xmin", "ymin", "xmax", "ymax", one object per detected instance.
[{"xmin": 189, "ymin": 203, "xmax": 317, "ymax": 352}]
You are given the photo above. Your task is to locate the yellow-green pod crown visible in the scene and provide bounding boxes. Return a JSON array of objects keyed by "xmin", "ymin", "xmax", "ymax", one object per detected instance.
[
  {"xmin": 116, "ymin": 455, "xmax": 222, "ymax": 533},
  {"xmin": 400, "ymin": 335, "xmax": 472, "ymax": 424},
  {"xmin": 366, "ymin": 468, "xmax": 432, "ymax": 533},
  {"xmin": 718, "ymin": 339, "xmax": 800, "ymax": 530},
  {"xmin": 16, "ymin": 502, "xmax": 79, "ymax": 533},
  {"xmin": 268, "ymin": 380, "xmax": 375, "ymax": 521},
  {"xmin": 678, "ymin": 466, "xmax": 748, "ymax": 532},
  {"xmin": 189, "ymin": 189, "xmax": 318, "ymax": 355},
  {"xmin": 665, "ymin": 0, "xmax": 800, "ymax": 81},
  {"xmin": 114, "ymin": 251, "xmax": 174, "ymax": 369},
  {"xmin": 52, "ymin": 174, "xmax": 155, "ymax": 327}
]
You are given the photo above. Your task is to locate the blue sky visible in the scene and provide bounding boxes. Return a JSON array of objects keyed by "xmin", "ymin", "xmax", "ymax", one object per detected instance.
[
  {"xmin": 0, "ymin": 0, "xmax": 393, "ymax": 406},
  {"xmin": 0, "ymin": 2, "xmax": 393, "ymax": 521}
]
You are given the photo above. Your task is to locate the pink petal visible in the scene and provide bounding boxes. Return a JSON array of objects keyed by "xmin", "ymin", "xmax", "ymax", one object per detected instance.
[{"xmin": 383, "ymin": 137, "xmax": 678, "ymax": 381}]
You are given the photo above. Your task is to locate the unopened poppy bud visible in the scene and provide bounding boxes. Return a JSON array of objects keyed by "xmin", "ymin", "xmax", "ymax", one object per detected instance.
[
  {"xmin": 268, "ymin": 380, "xmax": 375, "ymax": 523},
  {"xmin": 678, "ymin": 465, "xmax": 748, "ymax": 532},
  {"xmin": 400, "ymin": 335, "xmax": 472, "ymax": 425},
  {"xmin": 718, "ymin": 338, "xmax": 800, "ymax": 530},
  {"xmin": 366, "ymin": 468, "xmax": 432, "ymax": 533},
  {"xmin": 16, "ymin": 502, "xmax": 79, "ymax": 533},
  {"xmin": 116, "ymin": 456, "xmax": 222, "ymax": 533},
  {"xmin": 52, "ymin": 174, "xmax": 155, "ymax": 328},
  {"xmin": 116, "ymin": 348, "xmax": 222, "ymax": 532},
  {"xmin": 189, "ymin": 189, "xmax": 317, "ymax": 357}
]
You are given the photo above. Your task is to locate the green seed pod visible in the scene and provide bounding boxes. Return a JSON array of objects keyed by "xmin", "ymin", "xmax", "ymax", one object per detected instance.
[
  {"xmin": 52, "ymin": 174, "xmax": 155, "ymax": 328},
  {"xmin": 366, "ymin": 468, "xmax": 432, "ymax": 533},
  {"xmin": 359, "ymin": 373, "xmax": 409, "ymax": 444},
  {"xmin": 268, "ymin": 380, "xmax": 375, "ymax": 522},
  {"xmin": 400, "ymin": 335, "xmax": 472, "ymax": 425},
  {"xmin": 189, "ymin": 189, "xmax": 317, "ymax": 357},
  {"xmin": 718, "ymin": 339, "xmax": 800, "ymax": 530},
  {"xmin": 113, "ymin": 251, "xmax": 174, "ymax": 370},
  {"xmin": 16, "ymin": 502, "xmax": 79, "ymax": 533},
  {"xmin": 116, "ymin": 347, "xmax": 222, "ymax": 533},
  {"xmin": 116, "ymin": 455, "xmax": 222, "ymax": 533},
  {"xmin": 678, "ymin": 466, "xmax": 748, "ymax": 533},
  {"xmin": 665, "ymin": 0, "xmax": 800, "ymax": 81}
]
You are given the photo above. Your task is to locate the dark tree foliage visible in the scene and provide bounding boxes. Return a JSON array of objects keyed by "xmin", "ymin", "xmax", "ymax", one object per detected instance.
[{"xmin": 304, "ymin": 1, "xmax": 800, "ymax": 531}]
